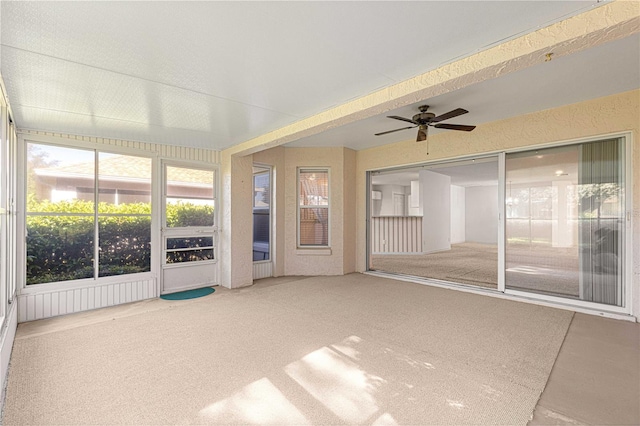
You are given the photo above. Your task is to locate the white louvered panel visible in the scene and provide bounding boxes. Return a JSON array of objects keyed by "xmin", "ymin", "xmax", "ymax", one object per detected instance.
[
  {"xmin": 253, "ymin": 262, "xmax": 273, "ymax": 280},
  {"xmin": 19, "ymin": 129, "xmax": 221, "ymax": 164},
  {"xmin": 371, "ymin": 217, "xmax": 423, "ymax": 254},
  {"xmin": 17, "ymin": 278, "xmax": 158, "ymax": 323}
]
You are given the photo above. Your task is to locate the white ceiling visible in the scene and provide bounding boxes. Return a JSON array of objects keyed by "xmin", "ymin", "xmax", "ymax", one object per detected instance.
[{"xmin": 1, "ymin": 1, "xmax": 636, "ymax": 151}]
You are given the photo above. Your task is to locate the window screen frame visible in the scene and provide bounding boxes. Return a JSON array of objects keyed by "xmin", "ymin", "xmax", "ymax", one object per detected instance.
[{"xmin": 21, "ymin": 138, "xmax": 155, "ymax": 288}]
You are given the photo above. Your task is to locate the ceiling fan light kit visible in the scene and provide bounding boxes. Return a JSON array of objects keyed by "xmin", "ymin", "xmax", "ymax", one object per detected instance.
[{"xmin": 375, "ymin": 104, "xmax": 476, "ymax": 143}]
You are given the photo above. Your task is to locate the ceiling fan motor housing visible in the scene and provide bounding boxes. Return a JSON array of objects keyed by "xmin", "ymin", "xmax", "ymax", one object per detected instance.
[{"xmin": 413, "ymin": 112, "xmax": 436, "ymax": 124}]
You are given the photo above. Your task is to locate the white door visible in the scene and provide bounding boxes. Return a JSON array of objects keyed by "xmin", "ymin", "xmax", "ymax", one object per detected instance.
[
  {"xmin": 161, "ymin": 162, "xmax": 218, "ymax": 294},
  {"xmin": 393, "ymin": 193, "xmax": 405, "ymax": 216}
]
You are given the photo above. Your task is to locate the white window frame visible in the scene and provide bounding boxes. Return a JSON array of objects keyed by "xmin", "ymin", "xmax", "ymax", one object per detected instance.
[
  {"xmin": 297, "ymin": 167, "xmax": 330, "ymax": 248},
  {"xmin": 252, "ymin": 165, "xmax": 272, "ymax": 264},
  {"xmin": 18, "ymin": 135, "xmax": 157, "ymax": 294},
  {"xmin": 365, "ymin": 130, "xmax": 633, "ymax": 318},
  {"xmin": 161, "ymin": 160, "xmax": 218, "ymax": 268}
]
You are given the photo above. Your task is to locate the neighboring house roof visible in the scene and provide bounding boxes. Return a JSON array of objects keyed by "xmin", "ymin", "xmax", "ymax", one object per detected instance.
[{"xmin": 35, "ymin": 155, "xmax": 213, "ymax": 186}]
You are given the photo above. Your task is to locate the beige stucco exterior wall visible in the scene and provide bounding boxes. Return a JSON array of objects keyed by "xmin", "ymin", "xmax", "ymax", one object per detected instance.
[
  {"xmin": 220, "ymin": 152, "xmax": 254, "ymax": 289},
  {"xmin": 343, "ymin": 148, "xmax": 357, "ymax": 274},
  {"xmin": 356, "ymin": 89, "xmax": 640, "ymax": 317},
  {"xmin": 252, "ymin": 146, "xmax": 286, "ymax": 277}
]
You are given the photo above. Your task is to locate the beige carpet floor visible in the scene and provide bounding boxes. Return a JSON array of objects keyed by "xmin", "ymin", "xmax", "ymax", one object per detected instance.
[
  {"xmin": 371, "ymin": 243, "xmax": 499, "ymax": 289},
  {"xmin": 371, "ymin": 243, "xmax": 581, "ymax": 297},
  {"xmin": 3, "ymin": 274, "xmax": 573, "ymax": 425}
]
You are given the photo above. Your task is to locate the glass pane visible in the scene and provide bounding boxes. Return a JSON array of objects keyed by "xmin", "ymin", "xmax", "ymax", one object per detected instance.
[
  {"xmin": 253, "ymin": 172, "xmax": 270, "ymax": 208},
  {"xmin": 165, "ymin": 200, "xmax": 215, "ymax": 227},
  {"xmin": 299, "ymin": 208, "xmax": 328, "ymax": 246},
  {"xmin": 166, "ymin": 237, "xmax": 213, "ymax": 249},
  {"xmin": 98, "ymin": 216, "xmax": 151, "ymax": 277},
  {"xmin": 253, "ymin": 171, "xmax": 270, "ymax": 261},
  {"xmin": 27, "ymin": 143, "xmax": 95, "ymax": 212},
  {"xmin": 166, "ymin": 166, "xmax": 214, "ymax": 199},
  {"xmin": 98, "ymin": 153, "xmax": 151, "ymax": 212},
  {"xmin": 166, "ymin": 249, "xmax": 214, "ymax": 264},
  {"xmin": 165, "ymin": 165, "xmax": 215, "ymax": 227},
  {"xmin": 506, "ymin": 139, "xmax": 625, "ymax": 306},
  {"xmin": 299, "ymin": 171, "xmax": 328, "ymax": 206},
  {"xmin": 26, "ymin": 215, "xmax": 94, "ymax": 284}
]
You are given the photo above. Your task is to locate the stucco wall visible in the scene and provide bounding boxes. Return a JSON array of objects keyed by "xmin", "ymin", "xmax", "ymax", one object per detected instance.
[
  {"xmin": 284, "ymin": 147, "xmax": 355, "ymax": 276},
  {"xmin": 343, "ymin": 147, "xmax": 357, "ymax": 274},
  {"xmin": 220, "ymin": 152, "xmax": 254, "ymax": 289},
  {"xmin": 356, "ymin": 89, "xmax": 640, "ymax": 317}
]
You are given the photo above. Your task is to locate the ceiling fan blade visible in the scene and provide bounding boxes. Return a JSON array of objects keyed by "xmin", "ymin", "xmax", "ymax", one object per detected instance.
[
  {"xmin": 374, "ymin": 126, "xmax": 416, "ymax": 136},
  {"xmin": 433, "ymin": 123, "xmax": 476, "ymax": 131},
  {"xmin": 387, "ymin": 115, "xmax": 419, "ymax": 125},
  {"xmin": 431, "ymin": 108, "xmax": 468, "ymax": 123},
  {"xmin": 416, "ymin": 127, "xmax": 428, "ymax": 142}
]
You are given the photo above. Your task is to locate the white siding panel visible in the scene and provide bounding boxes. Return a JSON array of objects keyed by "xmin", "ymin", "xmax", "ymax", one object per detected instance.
[
  {"xmin": 17, "ymin": 278, "xmax": 158, "ymax": 323},
  {"xmin": 43, "ymin": 293, "xmax": 51, "ymax": 318},
  {"xmin": 371, "ymin": 217, "xmax": 423, "ymax": 254},
  {"xmin": 253, "ymin": 262, "xmax": 273, "ymax": 280},
  {"xmin": 19, "ymin": 130, "xmax": 221, "ymax": 164}
]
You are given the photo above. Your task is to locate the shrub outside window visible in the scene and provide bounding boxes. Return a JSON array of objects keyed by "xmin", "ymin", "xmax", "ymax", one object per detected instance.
[{"xmin": 298, "ymin": 169, "xmax": 329, "ymax": 247}]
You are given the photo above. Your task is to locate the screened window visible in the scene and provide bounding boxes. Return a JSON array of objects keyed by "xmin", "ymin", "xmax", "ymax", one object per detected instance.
[
  {"xmin": 26, "ymin": 143, "xmax": 152, "ymax": 284},
  {"xmin": 298, "ymin": 169, "xmax": 329, "ymax": 246}
]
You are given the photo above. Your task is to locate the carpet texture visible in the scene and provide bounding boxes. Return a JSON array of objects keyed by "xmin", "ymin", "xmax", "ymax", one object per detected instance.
[
  {"xmin": 3, "ymin": 274, "xmax": 573, "ymax": 425},
  {"xmin": 371, "ymin": 242, "xmax": 581, "ymax": 297},
  {"xmin": 371, "ymin": 243, "xmax": 499, "ymax": 288}
]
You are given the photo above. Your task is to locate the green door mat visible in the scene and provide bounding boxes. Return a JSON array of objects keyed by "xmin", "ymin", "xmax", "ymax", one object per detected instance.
[{"xmin": 161, "ymin": 287, "xmax": 215, "ymax": 300}]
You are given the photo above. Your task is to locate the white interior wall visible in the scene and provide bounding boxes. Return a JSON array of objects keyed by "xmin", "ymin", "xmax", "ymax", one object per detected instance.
[
  {"xmin": 408, "ymin": 180, "xmax": 422, "ymax": 216},
  {"xmin": 465, "ymin": 185, "xmax": 498, "ymax": 244},
  {"xmin": 378, "ymin": 184, "xmax": 406, "ymax": 216},
  {"xmin": 420, "ymin": 170, "xmax": 451, "ymax": 253},
  {"xmin": 371, "ymin": 184, "xmax": 382, "ymax": 216},
  {"xmin": 450, "ymin": 185, "xmax": 466, "ymax": 244}
]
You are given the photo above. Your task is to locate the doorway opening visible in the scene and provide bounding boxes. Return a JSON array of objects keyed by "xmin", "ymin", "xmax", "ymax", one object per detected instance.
[{"xmin": 161, "ymin": 162, "xmax": 218, "ymax": 294}]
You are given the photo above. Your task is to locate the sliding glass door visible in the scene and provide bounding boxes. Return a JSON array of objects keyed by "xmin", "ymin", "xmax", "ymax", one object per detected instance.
[
  {"xmin": 505, "ymin": 138, "xmax": 626, "ymax": 306},
  {"xmin": 367, "ymin": 135, "xmax": 629, "ymax": 311}
]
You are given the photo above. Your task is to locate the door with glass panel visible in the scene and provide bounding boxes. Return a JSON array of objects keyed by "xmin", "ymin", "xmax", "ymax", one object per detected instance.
[
  {"xmin": 505, "ymin": 138, "xmax": 627, "ymax": 307},
  {"xmin": 162, "ymin": 162, "xmax": 217, "ymax": 294}
]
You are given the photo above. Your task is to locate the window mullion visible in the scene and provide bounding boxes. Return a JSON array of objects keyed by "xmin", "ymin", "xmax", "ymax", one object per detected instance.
[{"xmin": 93, "ymin": 150, "xmax": 99, "ymax": 280}]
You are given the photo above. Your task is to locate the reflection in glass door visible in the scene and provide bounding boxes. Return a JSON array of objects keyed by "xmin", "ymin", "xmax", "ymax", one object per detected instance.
[
  {"xmin": 162, "ymin": 163, "xmax": 217, "ymax": 294},
  {"xmin": 505, "ymin": 138, "xmax": 626, "ymax": 306}
]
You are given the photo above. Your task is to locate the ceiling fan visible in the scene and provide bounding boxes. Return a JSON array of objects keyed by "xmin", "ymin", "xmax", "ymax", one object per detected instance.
[{"xmin": 375, "ymin": 105, "xmax": 476, "ymax": 142}]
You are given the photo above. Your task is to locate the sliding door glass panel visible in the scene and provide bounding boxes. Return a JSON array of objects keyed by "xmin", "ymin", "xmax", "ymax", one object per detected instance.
[
  {"xmin": 369, "ymin": 157, "xmax": 499, "ymax": 290},
  {"xmin": 505, "ymin": 139, "xmax": 625, "ymax": 306}
]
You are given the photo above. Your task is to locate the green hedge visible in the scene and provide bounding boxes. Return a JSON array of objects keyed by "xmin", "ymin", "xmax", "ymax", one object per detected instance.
[{"xmin": 26, "ymin": 200, "xmax": 214, "ymax": 285}]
